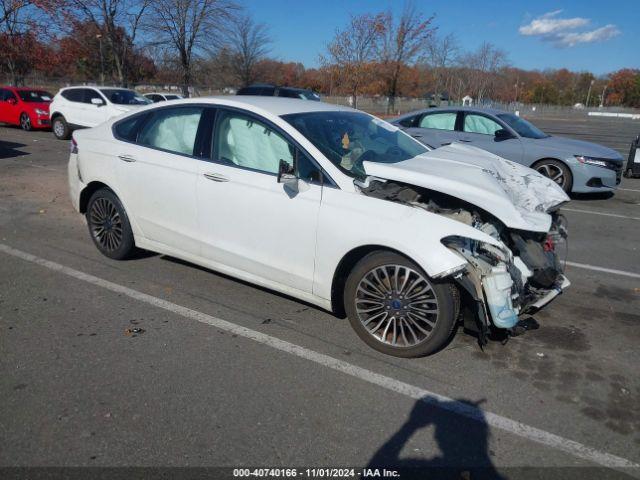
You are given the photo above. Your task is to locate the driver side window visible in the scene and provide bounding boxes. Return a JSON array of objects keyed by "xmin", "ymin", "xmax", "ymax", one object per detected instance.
[
  {"xmin": 464, "ymin": 114, "xmax": 502, "ymax": 135},
  {"xmin": 215, "ymin": 111, "xmax": 294, "ymax": 175}
]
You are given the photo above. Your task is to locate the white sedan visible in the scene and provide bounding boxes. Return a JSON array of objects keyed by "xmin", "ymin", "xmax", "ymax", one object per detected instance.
[{"xmin": 68, "ymin": 96, "xmax": 570, "ymax": 357}]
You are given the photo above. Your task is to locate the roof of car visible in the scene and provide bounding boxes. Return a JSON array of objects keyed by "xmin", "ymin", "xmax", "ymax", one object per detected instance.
[
  {"xmin": 395, "ymin": 106, "xmax": 510, "ymax": 120},
  {"xmin": 2, "ymin": 86, "xmax": 49, "ymax": 91},
  {"xmin": 184, "ymin": 95, "xmax": 354, "ymax": 116}
]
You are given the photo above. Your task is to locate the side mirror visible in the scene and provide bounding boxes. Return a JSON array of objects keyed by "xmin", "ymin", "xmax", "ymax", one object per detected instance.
[
  {"xmin": 277, "ymin": 159, "xmax": 309, "ymax": 194},
  {"xmin": 91, "ymin": 97, "xmax": 105, "ymax": 106},
  {"xmin": 7, "ymin": 98, "xmax": 17, "ymax": 105},
  {"xmin": 494, "ymin": 128, "xmax": 513, "ymax": 140}
]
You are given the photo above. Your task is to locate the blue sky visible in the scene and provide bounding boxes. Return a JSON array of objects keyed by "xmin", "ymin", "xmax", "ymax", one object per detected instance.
[{"xmin": 243, "ymin": 0, "xmax": 639, "ymax": 75}]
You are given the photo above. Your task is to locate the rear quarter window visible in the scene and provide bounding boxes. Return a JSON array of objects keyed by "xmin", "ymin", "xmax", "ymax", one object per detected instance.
[{"xmin": 113, "ymin": 114, "xmax": 149, "ymax": 142}]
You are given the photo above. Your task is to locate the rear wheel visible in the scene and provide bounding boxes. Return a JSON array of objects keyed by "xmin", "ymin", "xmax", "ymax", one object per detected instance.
[
  {"xmin": 86, "ymin": 189, "xmax": 136, "ymax": 260},
  {"xmin": 344, "ymin": 251, "xmax": 458, "ymax": 357},
  {"xmin": 52, "ymin": 115, "xmax": 70, "ymax": 140},
  {"xmin": 20, "ymin": 113, "xmax": 32, "ymax": 131},
  {"xmin": 534, "ymin": 159, "xmax": 573, "ymax": 193}
]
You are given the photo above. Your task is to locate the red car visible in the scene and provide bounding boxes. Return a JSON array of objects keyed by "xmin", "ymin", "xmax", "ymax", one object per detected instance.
[{"xmin": 0, "ymin": 86, "xmax": 53, "ymax": 130}]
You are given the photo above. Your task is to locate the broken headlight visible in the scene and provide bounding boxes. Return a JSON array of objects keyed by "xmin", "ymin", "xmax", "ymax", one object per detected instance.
[{"xmin": 441, "ymin": 236, "xmax": 511, "ymax": 266}]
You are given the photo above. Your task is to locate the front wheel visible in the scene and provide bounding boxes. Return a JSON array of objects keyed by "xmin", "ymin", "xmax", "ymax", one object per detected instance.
[
  {"xmin": 20, "ymin": 113, "xmax": 32, "ymax": 131},
  {"xmin": 52, "ymin": 115, "xmax": 70, "ymax": 140},
  {"xmin": 86, "ymin": 189, "xmax": 136, "ymax": 260},
  {"xmin": 344, "ymin": 251, "xmax": 458, "ymax": 357},
  {"xmin": 534, "ymin": 159, "xmax": 573, "ymax": 193}
]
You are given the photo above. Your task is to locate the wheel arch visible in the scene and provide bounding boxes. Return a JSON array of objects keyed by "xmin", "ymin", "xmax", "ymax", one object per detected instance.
[
  {"xmin": 79, "ymin": 181, "xmax": 113, "ymax": 214},
  {"xmin": 330, "ymin": 244, "xmax": 422, "ymax": 318},
  {"xmin": 531, "ymin": 157, "xmax": 574, "ymax": 190}
]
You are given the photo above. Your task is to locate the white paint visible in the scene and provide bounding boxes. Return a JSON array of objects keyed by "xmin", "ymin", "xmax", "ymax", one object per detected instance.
[
  {"xmin": 1, "ymin": 242, "xmax": 638, "ymax": 471},
  {"xmin": 566, "ymin": 261, "xmax": 640, "ymax": 279},
  {"xmin": 588, "ymin": 111, "xmax": 640, "ymax": 120},
  {"xmin": 563, "ymin": 208, "xmax": 640, "ymax": 222},
  {"xmin": 618, "ymin": 188, "xmax": 640, "ymax": 193}
]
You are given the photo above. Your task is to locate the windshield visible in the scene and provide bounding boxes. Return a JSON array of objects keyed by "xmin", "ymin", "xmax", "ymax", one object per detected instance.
[
  {"xmin": 164, "ymin": 94, "xmax": 181, "ymax": 100},
  {"xmin": 299, "ymin": 91, "xmax": 321, "ymax": 101},
  {"xmin": 497, "ymin": 113, "xmax": 548, "ymax": 139},
  {"xmin": 100, "ymin": 88, "xmax": 151, "ymax": 105},
  {"xmin": 18, "ymin": 90, "xmax": 53, "ymax": 103},
  {"xmin": 282, "ymin": 111, "xmax": 427, "ymax": 179}
]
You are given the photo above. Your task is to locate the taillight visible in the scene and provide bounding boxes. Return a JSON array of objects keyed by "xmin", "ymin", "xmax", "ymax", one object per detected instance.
[{"xmin": 70, "ymin": 137, "xmax": 78, "ymax": 154}]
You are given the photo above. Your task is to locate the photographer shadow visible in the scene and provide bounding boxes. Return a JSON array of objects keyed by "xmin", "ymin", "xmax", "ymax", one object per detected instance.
[{"xmin": 368, "ymin": 396, "xmax": 505, "ymax": 480}]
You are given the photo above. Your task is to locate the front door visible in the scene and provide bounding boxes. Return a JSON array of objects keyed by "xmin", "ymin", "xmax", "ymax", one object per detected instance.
[
  {"xmin": 459, "ymin": 112, "xmax": 524, "ymax": 162},
  {"xmin": 196, "ymin": 108, "xmax": 322, "ymax": 293},
  {"xmin": 82, "ymin": 89, "xmax": 110, "ymax": 127}
]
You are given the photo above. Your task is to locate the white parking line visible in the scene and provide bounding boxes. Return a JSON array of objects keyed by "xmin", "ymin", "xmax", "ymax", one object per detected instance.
[
  {"xmin": 618, "ymin": 188, "xmax": 640, "ymax": 193},
  {"xmin": 566, "ymin": 261, "xmax": 640, "ymax": 279},
  {"xmin": 563, "ymin": 208, "xmax": 640, "ymax": 221},
  {"xmin": 0, "ymin": 242, "xmax": 638, "ymax": 472}
]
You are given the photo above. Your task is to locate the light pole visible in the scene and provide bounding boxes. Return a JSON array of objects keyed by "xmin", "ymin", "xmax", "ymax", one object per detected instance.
[
  {"xmin": 600, "ymin": 84, "xmax": 608, "ymax": 108},
  {"xmin": 96, "ymin": 33, "xmax": 104, "ymax": 85},
  {"xmin": 585, "ymin": 79, "xmax": 594, "ymax": 107}
]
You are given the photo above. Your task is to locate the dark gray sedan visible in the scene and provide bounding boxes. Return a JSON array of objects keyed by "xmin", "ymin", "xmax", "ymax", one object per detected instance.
[{"xmin": 392, "ymin": 107, "xmax": 624, "ymax": 193}]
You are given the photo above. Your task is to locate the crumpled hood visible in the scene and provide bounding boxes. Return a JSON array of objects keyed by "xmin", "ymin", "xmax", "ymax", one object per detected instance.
[
  {"xmin": 362, "ymin": 143, "xmax": 569, "ymax": 232},
  {"xmin": 531, "ymin": 135, "xmax": 623, "ymax": 161}
]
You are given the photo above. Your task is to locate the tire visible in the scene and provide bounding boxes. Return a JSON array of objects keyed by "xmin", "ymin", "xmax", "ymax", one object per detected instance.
[
  {"xmin": 86, "ymin": 188, "xmax": 136, "ymax": 260},
  {"xmin": 534, "ymin": 159, "xmax": 573, "ymax": 193},
  {"xmin": 20, "ymin": 113, "xmax": 32, "ymax": 131},
  {"xmin": 52, "ymin": 115, "xmax": 70, "ymax": 140},
  {"xmin": 344, "ymin": 251, "xmax": 458, "ymax": 358}
]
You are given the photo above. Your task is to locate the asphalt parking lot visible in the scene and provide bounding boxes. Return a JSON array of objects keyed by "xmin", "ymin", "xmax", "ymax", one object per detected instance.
[{"xmin": 1, "ymin": 119, "xmax": 639, "ymax": 478}]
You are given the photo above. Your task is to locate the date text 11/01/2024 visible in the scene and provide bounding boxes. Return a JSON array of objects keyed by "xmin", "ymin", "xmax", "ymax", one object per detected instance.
[{"xmin": 232, "ymin": 468, "xmax": 400, "ymax": 478}]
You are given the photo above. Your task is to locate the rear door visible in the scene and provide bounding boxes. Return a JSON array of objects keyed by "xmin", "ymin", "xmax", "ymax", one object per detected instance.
[
  {"xmin": 404, "ymin": 111, "xmax": 461, "ymax": 148},
  {"xmin": 459, "ymin": 112, "xmax": 523, "ymax": 162},
  {"xmin": 114, "ymin": 105, "xmax": 208, "ymax": 255}
]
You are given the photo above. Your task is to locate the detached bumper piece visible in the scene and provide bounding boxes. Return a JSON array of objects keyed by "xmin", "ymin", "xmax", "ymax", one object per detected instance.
[
  {"xmin": 525, "ymin": 275, "xmax": 571, "ymax": 313},
  {"xmin": 624, "ymin": 133, "xmax": 640, "ymax": 178}
]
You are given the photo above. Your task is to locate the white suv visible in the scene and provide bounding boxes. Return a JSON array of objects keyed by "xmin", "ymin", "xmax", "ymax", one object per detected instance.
[{"xmin": 50, "ymin": 86, "xmax": 151, "ymax": 140}]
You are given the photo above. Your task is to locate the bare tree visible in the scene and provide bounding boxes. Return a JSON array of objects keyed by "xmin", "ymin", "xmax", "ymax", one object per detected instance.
[
  {"xmin": 321, "ymin": 13, "xmax": 383, "ymax": 108},
  {"xmin": 426, "ymin": 32, "xmax": 459, "ymax": 103},
  {"xmin": 146, "ymin": 0, "xmax": 236, "ymax": 97},
  {"xmin": 0, "ymin": 0, "xmax": 45, "ymax": 85},
  {"xmin": 60, "ymin": 0, "xmax": 150, "ymax": 86},
  {"xmin": 228, "ymin": 14, "xmax": 271, "ymax": 87},
  {"xmin": 462, "ymin": 42, "xmax": 508, "ymax": 102},
  {"xmin": 377, "ymin": 3, "xmax": 435, "ymax": 113}
]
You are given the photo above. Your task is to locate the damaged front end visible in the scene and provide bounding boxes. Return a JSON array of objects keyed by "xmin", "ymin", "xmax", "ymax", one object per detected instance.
[{"xmin": 360, "ymin": 178, "xmax": 570, "ymax": 343}]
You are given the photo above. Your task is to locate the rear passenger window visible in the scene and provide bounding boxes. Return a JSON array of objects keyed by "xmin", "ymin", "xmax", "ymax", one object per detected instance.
[
  {"xmin": 61, "ymin": 89, "xmax": 84, "ymax": 102},
  {"xmin": 138, "ymin": 107, "xmax": 204, "ymax": 156},
  {"xmin": 114, "ymin": 114, "xmax": 148, "ymax": 142},
  {"xmin": 419, "ymin": 112, "xmax": 457, "ymax": 130}
]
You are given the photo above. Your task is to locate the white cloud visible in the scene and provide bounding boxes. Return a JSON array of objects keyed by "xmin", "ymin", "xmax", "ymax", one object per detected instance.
[
  {"xmin": 557, "ymin": 24, "xmax": 621, "ymax": 47},
  {"xmin": 519, "ymin": 11, "xmax": 620, "ymax": 48}
]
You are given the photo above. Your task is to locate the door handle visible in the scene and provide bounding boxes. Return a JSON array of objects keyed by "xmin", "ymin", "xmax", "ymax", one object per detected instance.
[
  {"xmin": 203, "ymin": 172, "xmax": 229, "ymax": 182},
  {"xmin": 441, "ymin": 142, "xmax": 451, "ymax": 146},
  {"xmin": 118, "ymin": 154, "xmax": 136, "ymax": 162},
  {"xmin": 459, "ymin": 139, "xmax": 472, "ymax": 143}
]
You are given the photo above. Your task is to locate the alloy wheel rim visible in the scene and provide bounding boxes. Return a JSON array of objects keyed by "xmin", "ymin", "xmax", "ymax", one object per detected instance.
[
  {"xmin": 54, "ymin": 120, "xmax": 64, "ymax": 137},
  {"xmin": 355, "ymin": 264, "xmax": 439, "ymax": 348},
  {"xmin": 89, "ymin": 198, "xmax": 123, "ymax": 251},
  {"xmin": 21, "ymin": 115, "xmax": 31, "ymax": 130},
  {"xmin": 536, "ymin": 163, "xmax": 565, "ymax": 187}
]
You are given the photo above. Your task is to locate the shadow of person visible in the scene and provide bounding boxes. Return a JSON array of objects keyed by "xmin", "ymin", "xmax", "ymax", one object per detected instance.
[{"xmin": 368, "ymin": 396, "xmax": 506, "ymax": 480}]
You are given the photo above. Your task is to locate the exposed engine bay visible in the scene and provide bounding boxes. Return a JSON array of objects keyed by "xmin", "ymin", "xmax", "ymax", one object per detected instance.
[{"xmin": 359, "ymin": 178, "xmax": 570, "ymax": 340}]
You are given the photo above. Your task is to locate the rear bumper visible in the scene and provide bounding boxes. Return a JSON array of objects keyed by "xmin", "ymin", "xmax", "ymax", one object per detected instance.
[{"xmin": 67, "ymin": 153, "xmax": 84, "ymax": 212}]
